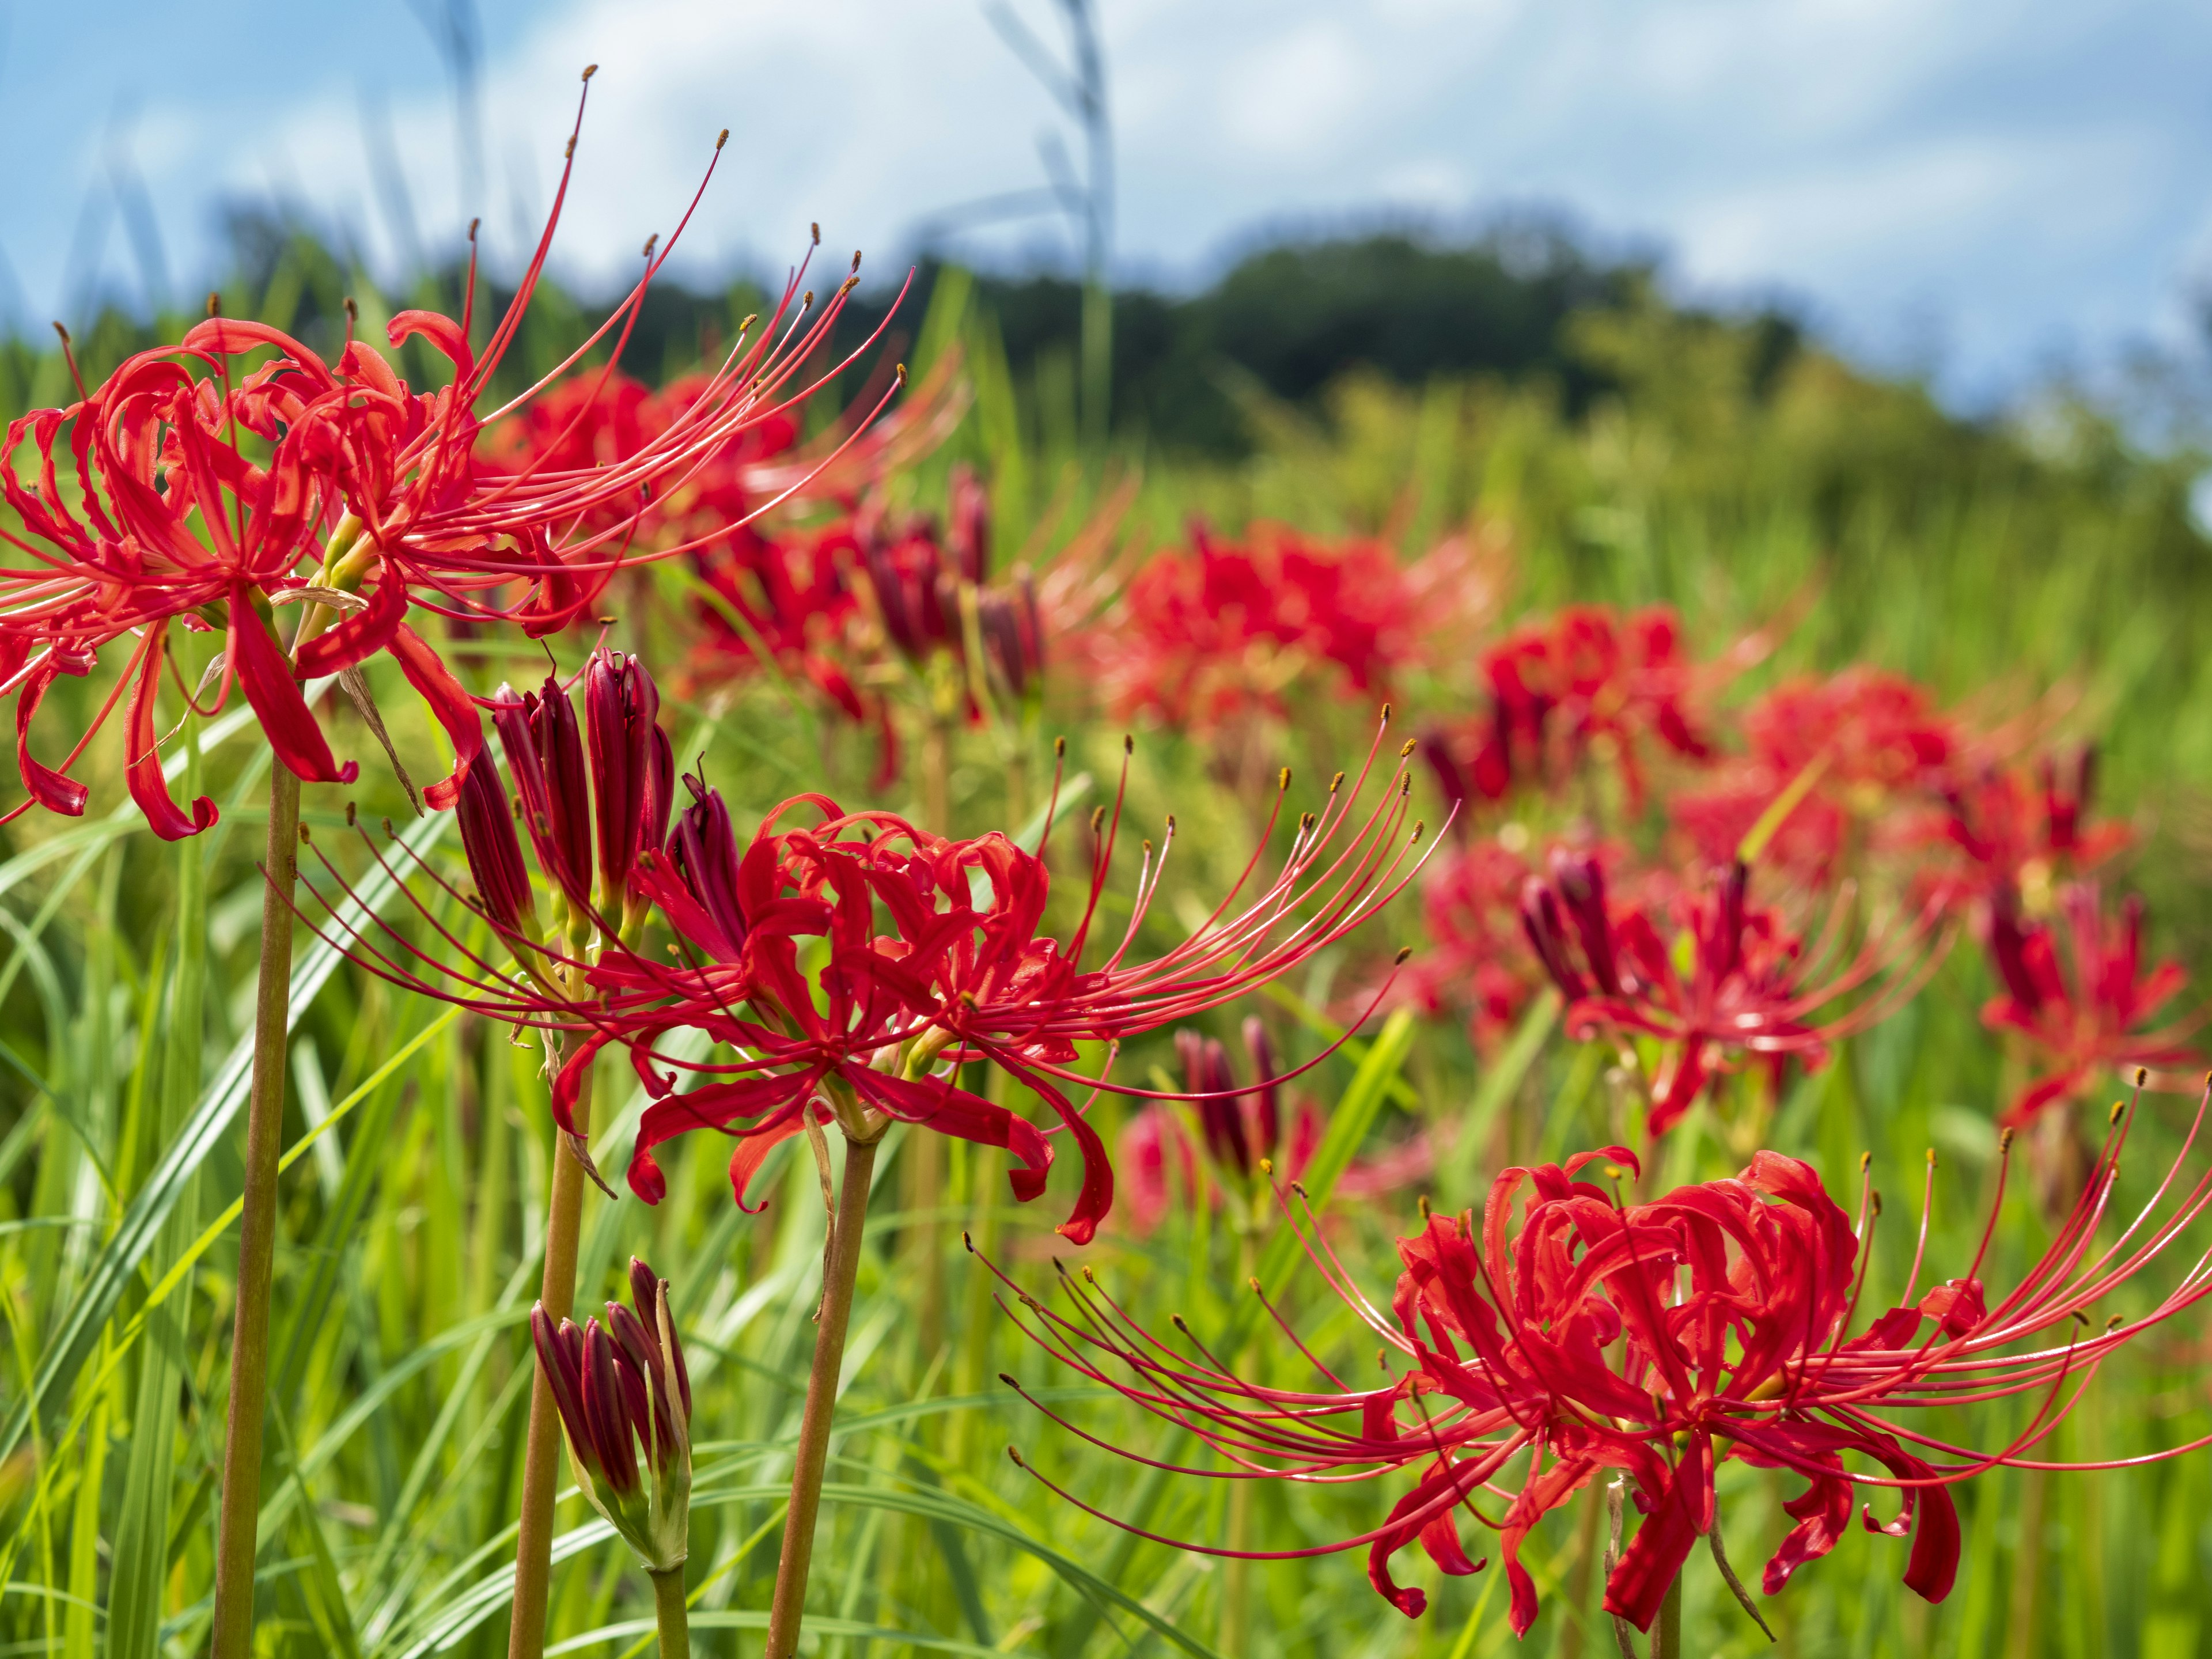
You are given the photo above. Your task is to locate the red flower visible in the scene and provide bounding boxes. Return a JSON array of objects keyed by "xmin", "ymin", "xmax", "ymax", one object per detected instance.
[
  {"xmin": 308, "ymin": 711, "xmax": 1434, "ymax": 1244},
  {"xmin": 684, "ymin": 468, "xmax": 1044, "ymax": 788},
  {"xmin": 1086, "ymin": 524, "xmax": 1488, "ymax": 734},
  {"xmin": 1398, "ymin": 836, "xmax": 1546, "ymax": 1048},
  {"xmin": 1002, "ymin": 1094, "xmax": 2212, "ymax": 1636},
  {"xmin": 1423, "ymin": 604, "xmax": 1711, "ymax": 814},
  {"xmin": 593, "ymin": 726, "xmax": 1429, "ymax": 1243},
  {"xmin": 1520, "ymin": 851, "xmax": 1944, "ymax": 1138},
  {"xmin": 1980, "ymin": 880, "xmax": 2202, "ymax": 1124},
  {"xmin": 1921, "ymin": 746, "xmax": 2131, "ymax": 925},
  {"xmin": 295, "ymin": 645, "xmax": 672, "ymax": 1030},
  {"xmin": 0, "ymin": 75, "xmax": 893, "ymax": 836},
  {"xmin": 1671, "ymin": 668, "xmax": 1956, "ymax": 881}
]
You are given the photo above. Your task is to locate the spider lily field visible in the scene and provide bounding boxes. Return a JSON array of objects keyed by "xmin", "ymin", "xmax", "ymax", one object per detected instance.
[{"xmin": 3, "ymin": 89, "xmax": 2212, "ymax": 1659}]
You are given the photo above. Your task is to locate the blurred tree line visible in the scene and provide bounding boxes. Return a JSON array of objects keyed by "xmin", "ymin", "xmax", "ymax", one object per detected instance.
[{"xmin": 2, "ymin": 211, "xmax": 1805, "ymax": 456}]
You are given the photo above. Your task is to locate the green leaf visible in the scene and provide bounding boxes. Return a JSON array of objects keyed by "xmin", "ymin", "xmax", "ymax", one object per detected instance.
[{"xmin": 0, "ymin": 809, "xmax": 450, "ymax": 1467}]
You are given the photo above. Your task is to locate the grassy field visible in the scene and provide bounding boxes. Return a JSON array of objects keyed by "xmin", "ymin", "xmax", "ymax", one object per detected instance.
[{"xmin": 2, "ymin": 243, "xmax": 2210, "ymax": 1659}]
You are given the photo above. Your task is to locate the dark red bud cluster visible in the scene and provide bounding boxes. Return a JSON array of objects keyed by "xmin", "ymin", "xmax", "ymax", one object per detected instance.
[
  {"xmin": 586, "ymin": 649, "xmax": 676, "ymax": 914},
  {"xmin": 460, "ymin": 646, "xmax": 675, "ymax": 941},
  {"xmin": 1175, "ymin": 1019, "xmax": 1286, "ymax": 1181},
  {"xmin": 530, "ymin": 1257, "xmax": 692, "ymax": 1494}
]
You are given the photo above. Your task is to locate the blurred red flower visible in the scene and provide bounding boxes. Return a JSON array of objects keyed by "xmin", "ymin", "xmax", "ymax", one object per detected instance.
[
  {"xmin": 1672, "ymin": 667, "xmax": 1956, "ymax": 880},
  {"xmin": 1980, "ymin": 880, "xmax": 2202, "ymax": 1124},
  {"xmin": 1423, "ymin": 604, "xmax": 1711, "ymax": 815},
  {"xmin": 1521, "ymin": 851, "xmax": 1943, "ymax": 1137},
  {"xmin": 1086, "ymin": 523, "xmax": 1490, "ymax": 733}
]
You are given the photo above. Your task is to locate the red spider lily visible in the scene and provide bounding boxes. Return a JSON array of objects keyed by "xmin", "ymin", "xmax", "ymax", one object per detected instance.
[
  {"xmin": 1116, "ymin": 1082, "xmax": 1427, "ymax": 1237},
  {"xmin": 1672, "ymin": 667, "xmax": 1956, "ymax": 881},
  {"xmin": 1397, "ymin": 836, "xmax": 1544, "ymax": 1049},
  {"xmin": 1931, "ymin": 745, "xmax": 2130, "ymax": 907},
  {"xmin": 590, "ymin": 725, "xmax": 1431, "ymax": 1243},
  {"xmin": 999, "ymin": 1089, "xmax": 2212, "ymax": 1637},
  {"xmin": 531, "ymin": 1256, "xmax": 692, "ymax": 1571},
  {"xmin": 1086, "ymin": 523, "xmax": 1487, "ymax": 734},
  {"xmin": 842, "ymin": 472, "xmax": 1048, "ymax": 704},
  {"xmin": 307, "ymin": 714, "xmax": 1434, "ymax": 1245},
  {"xmin": 1981, "ymin": 880, "xmax": 2203, "ymax": 1125},
  {"xmin": 0, "ymin": 73, "xmax": 899, "ymax": 836},
  {"xmin": 1521, "ymin": 851, "xmax": 1945, "ymax": 1138},
  {"xmin": 1422, "ymin": 604, "xmax": 1711, "ymax": 815},
  {"xmin": 685, "ymin": 468, "xmax": 1044, "ymax": 787},
  {"xmin": 1142, "ymin": 1016, "xmax": 1435, "ymax": 1222}
]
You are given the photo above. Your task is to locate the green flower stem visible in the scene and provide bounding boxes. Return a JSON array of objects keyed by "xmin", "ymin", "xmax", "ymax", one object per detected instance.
[
  {"xmin": 1654, "ymin": 1570, "xmax": 1684, "ymax": 1658},
  {"xmin": 649, "ymin": 1567, "xmax": 690, "ymax": 1656},
  {"xmin": 507, "ymin": 1054, "xmax": 597, "ymax": 1659},
  {"xmin": 763, "ymin": 1130, "xmax": 881, "ymax": 1659},
  {"xmin": 206, "ymin": 760, "xmax": 302, "ymax": 1659}
]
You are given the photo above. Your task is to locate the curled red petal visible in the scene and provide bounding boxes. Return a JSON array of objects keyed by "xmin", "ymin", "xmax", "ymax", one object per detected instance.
[
  {"xmin": 388, "ymin": 623, "xmax": 484, "ymax": 810},
  {"xmin": 228, "ymin": 588, "xmax": 358, "ymax": 786},
  {"xmin": 845, "ymin": 1066, "xmax": 1054, "ymax": 1204},
  {"xmin": 1604, "ymin": 1459, "xmax": 1706, "ymax": 1632},
  {"xmin": 14, "ymin": 664, "xmax": 89, "ymax": 819},
  {"xmin": 124, "ymin": 625, "xmax": 217, "ymax": 840},
  {"xmin": 727, "ymin": 1107, "xmax": 813, "ymax": 1213},
  {"xmin": 387, "ymin": 309, "xmax": 478, "ymax": 381},
  {"xmin": 627, "ymin": 1070, "xmax": 816, "ymax": 1205},
  {"xmin": 293, "ymin": 565, "xmax": 407, "ymax": 679}
]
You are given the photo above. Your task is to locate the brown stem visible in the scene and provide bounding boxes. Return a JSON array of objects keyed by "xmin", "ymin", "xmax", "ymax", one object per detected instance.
[
  {"xmin": 649, "ymin": 1566, "xmax": 690, "ymax": 1656},
  {"xmin": 764, "ymin": 1131, "xmax": 880, "ymax": 1659},
  {"xmin": 207, "ymin": 762, "xmax": 302, "ymax": 1659},
  {"xmin": 506, "ymin": 1056, "xmax": 596, "ymax": 1659}
]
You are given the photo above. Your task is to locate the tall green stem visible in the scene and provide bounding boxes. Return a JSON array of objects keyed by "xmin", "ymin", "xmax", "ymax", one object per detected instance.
[
  {"xmin": 764, "ymin": 1132, "xmax": 880, "ymax": 1659},
  {"xmin": 649, "ymin": 1567, "xmax": 690, "ymax": 1656},
  {"xmin": 507, "ymin": 1057, "xmax": 596, "ymax": 1659},
  {"xmin": 1653, "ymin": 1571, "xmax": 1684, "ymax": 1659},
  {"xmin": 206, "ymin": 761, "xmax": 302, "ymax": 1659}
]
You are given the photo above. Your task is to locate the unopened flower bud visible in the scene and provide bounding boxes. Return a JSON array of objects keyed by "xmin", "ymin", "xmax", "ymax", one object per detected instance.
[{"xmin": 529, "ymin": 1255, "xmax": 692, "ymax": 1573}]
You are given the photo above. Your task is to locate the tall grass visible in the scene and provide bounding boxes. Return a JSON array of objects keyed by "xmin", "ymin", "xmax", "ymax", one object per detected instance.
[{"xmin": 2, "ymin": 248, "xmax": 2209, "ymax": 1658}]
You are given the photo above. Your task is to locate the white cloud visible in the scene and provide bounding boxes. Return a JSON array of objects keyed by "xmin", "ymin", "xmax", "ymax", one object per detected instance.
[
  {"xmin": 3, "ymin": 0, "xmax": 2207, "ymax": 405},
  {"xmin": 1217, "ymin": 22, "xmax": 1374, "ymax": 161}
]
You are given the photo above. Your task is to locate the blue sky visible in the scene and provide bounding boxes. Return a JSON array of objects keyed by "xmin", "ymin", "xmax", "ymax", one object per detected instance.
[{"xmin": 8, "ymin": 0, "xmax": 2211, "ymax": 404}]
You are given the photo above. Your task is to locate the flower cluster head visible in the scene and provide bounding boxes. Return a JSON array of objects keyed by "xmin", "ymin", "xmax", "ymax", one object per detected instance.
[
  {"xmin": 531, "ymin": 1257, "xmax": 692, "ymax": 1573},
  {"xmin": 1085, "ymin": 522, "xmax": 1491, "ymax": 735},
  {"xmin": 312, "ymin": 707, "xmax": 1437, "ymax": 1243},
  {"xmin": 842, "ymin": 466, "xmax": 1047, "ymax": 703},
  {"xmin": 683, "ymin": 464, "xmax": 1044, "ymax": 787},
  {"xmin": 1980, "ymin": 879, "xmax": 2202, "ymax": 1125},
  {"xmin": 1937, "ymin": 745, "xmax": 2128, "ymax": 908},
  {"xmin": 1518, "ymin": 850, "xmax": 1944, "ymax": 1138},
  {"xmin": 1672, "ymin": 667, "xmax": 1957, "ymax": 881},
  {"xmin": 0, "ymin": 72, "xmax": 897, "ymax": 838},
  {"xmin": 1001, "ymin": 1083, "xmax": 2212, "ymax": 1638},
  {"xmin": 1423, "ymin": 604, "xmax": 1711, "ymax": 815},
  {"xmin": 1398, "ymin": 834, "xmax": 1563, "ymax": 1050}
]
